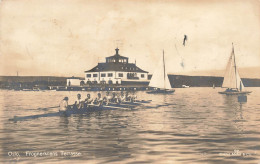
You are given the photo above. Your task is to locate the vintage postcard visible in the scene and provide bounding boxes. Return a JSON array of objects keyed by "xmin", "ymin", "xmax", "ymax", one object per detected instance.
[{"xmin": 0, "ymin": 0, "xmax": 260, "ymax": 163}]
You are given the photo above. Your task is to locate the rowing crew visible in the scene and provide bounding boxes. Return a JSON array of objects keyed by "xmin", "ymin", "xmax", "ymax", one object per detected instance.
[{"xmin": 59, "ymin": 91, "xmax": 137, "ymax": 111}]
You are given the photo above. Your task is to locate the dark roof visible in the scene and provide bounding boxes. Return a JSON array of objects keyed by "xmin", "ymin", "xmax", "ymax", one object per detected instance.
[
  {"xmin": 106, "ymin": 53, "xmax": 128, "ymax": 60},
  {"xmin": 106, "ymin": 48, "xmax": 128, "ymax": 60},
  {"xmin": 85, "ymin": 63, "xmax": 148, "ymax": 73}
]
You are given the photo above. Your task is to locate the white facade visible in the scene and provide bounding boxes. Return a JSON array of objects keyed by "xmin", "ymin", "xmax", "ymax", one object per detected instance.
[{"xmin": 84, "ymin": 71, "xmax": 148, "ymax": 84}]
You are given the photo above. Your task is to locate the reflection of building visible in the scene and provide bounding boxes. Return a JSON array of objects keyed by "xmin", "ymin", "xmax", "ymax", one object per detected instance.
[{"xmin": 84, "ymin": 48, "xmax": 148, "ymax": 85}]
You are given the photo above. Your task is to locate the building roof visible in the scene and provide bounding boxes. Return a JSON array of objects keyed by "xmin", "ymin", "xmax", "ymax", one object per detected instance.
[
  {"xmin": 85, "ymin": 63, "xmax": 148, "ymax": 73},
  {"xmin": 85, "ymin": 48, "xmax": 148, "ymax": 73},
  {"xmin": 106, "ymin": 48, "xmax": 128, "ymax": 60}
]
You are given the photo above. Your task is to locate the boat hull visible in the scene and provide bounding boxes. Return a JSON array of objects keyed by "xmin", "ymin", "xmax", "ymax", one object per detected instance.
[
  {"xmin": 218, "ymin": 91, "xmax": 252, "ymax": 95},
  {"xmin": 60, "ymin": 101, "xmax": 146, "ymax": 116}
]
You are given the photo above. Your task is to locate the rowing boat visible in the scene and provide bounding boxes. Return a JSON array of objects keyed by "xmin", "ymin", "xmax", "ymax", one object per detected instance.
[
  {"xmin": 61, "ymin": 100, "xmax": 152, "ymax": 116},
  {"xmin": 9, "ymin": 100, "xmax": 152, "ymax": 121},
  {"xmin": 60, "ymin": 104, "xmax": 134, "ymax": 116}
]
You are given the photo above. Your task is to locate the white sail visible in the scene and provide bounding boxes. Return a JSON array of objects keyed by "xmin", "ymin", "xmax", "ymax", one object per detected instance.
[
  {"xmin": 222, "ymin": 45, "xmax": 245, "ymax": 90},
  {"xmin": 149, "ymin": 51, "xmax": 172, "ymax": 89}
]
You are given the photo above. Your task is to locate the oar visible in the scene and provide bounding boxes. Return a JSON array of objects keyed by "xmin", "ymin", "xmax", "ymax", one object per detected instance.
[
  {"xmin": 9, "ymin": 112, "xmax": 60, "ymax": 122},
  {"xmin": 89, "ymin": 104, "xmax": 132, "ymax": 110},
  {"xmin": 136, "ymin": 100, "xmax": 152, "ymax": 103},
  {"xmin": 36, "ymin": 106, "xmax": 59, "ymax": 111}
]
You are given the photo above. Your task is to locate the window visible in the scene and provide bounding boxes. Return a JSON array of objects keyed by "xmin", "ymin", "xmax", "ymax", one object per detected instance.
[
  {"xmin": 93, "ymin": 74, "xmax": 98, "ymax": 77},
  {"xmin": 141, "ymin": 74, "xmax": 145, "ymax": 78},
  {"xmin": 118, "ymin": 73, "xmax": 123, "ymax": 77},
  {"xmin": 101, "ymin": 73, "xmax": 106, "ymax": 77},
  {"xmin": 108, "ymin": 73, "xmax": 113, "ymax": 77},
  {"xmin": 86, "ymin": 74, "xmax": 91, "ymax": 78}
]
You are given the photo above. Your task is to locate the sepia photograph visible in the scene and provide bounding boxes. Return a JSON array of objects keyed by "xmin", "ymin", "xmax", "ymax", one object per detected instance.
[{"xmin": 0, "ymin": 0, "xmax": 260, "ymax": 163}]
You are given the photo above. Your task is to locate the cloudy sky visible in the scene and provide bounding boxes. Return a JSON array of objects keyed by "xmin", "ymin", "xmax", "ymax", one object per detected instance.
[{"xmin": 0, "ymin": 0, "xmax": 260, "ymax": 78}]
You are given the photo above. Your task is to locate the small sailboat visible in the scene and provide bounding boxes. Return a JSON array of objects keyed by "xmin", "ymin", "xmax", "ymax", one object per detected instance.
[
  {"xmin": 147, "ymin": 50, "xmax": 175, "ymax": 94},
  {"xmin": 219, "ymin": 44, "xmax": 252, "ymax": 95}
]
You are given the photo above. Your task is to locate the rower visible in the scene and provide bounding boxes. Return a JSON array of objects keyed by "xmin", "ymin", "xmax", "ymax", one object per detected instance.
[
  {"xmin": 74, "ymin": 93, "xmax": 83, "ymax": 109},
  {"xmin": 103, "ymin": 92, "xmax": 112, "ymax": 105},
  {"xmin": 115, "ymin": 92, "xmax": 121, "ymax": 103},
  {"xmin": 111, "ymin": 92, "xmax": 118, "ymax": 103},
  {"xmin": 120, "ymin": 91, "xmax": 126, "ymax": 102},
  {"xmin": 125, "ymin": 91, "xmax": 131, "ymax": 101},
  {"xmin": 59, "ymin": 97, "xmax": 69, "ymax": 111},
  {"xmin": 84, "ymin": 93, "xmax": 93, "ymax": 107},
  {"xmin": 94, "ymin": 93, "xmax": 103, "ymax": 106},
  {"xmin": 130, "ymin": 92, "xmax": 137, "ymax": 102}
]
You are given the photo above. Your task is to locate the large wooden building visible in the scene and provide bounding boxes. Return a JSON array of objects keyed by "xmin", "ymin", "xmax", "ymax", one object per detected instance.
[
  {"xmin": 67, "ymin": 48, "xmax": 149, "ymax": 86},
  {"xmin": 84, "ymin": 48, "xmax": 148, "ymax": 85}
]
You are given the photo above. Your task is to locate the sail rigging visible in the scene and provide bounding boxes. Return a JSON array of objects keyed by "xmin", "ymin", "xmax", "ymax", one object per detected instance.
[
  {"xmin": 149, "ymin": 50, "xmax": 172, "ymax": 90},
  {"xmin": 222, "ymin": 44, "xmax": 244, "ymax": 90}
]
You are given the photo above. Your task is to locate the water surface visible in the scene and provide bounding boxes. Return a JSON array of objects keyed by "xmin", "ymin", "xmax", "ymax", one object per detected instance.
[{"xmin": 0, "ymin": 88, "xmax": 260, "ymax": 164}]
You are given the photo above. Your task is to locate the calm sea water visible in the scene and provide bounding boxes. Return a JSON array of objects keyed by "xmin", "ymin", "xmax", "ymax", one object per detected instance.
[{"xmin": 0, "ymin": 88, "xmax": 260, "ymax": 164}]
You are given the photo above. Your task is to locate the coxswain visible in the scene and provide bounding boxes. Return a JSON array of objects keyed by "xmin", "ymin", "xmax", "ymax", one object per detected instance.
[{"xmin": 59, "ymin": 97, "xmax": 69, "ymax": 111}]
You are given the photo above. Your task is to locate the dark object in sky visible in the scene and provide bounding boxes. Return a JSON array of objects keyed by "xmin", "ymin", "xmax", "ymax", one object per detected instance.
[{"xmin": 183, "ymin": 35, "xmax": 188, "ymax": 46}]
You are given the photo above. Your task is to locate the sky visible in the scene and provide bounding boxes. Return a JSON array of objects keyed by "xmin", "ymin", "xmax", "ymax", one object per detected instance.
[{"xmin": 0, "ymin": 0, "xmax": 260, "ymax": 78}]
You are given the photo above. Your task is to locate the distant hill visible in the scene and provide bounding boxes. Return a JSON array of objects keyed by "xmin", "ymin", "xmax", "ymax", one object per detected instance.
[
  {"xmin": 178, "ymin": 67, "xmax": 260, "ymax": 79},
  {"xmin": 148, "ymin": 74, "xmax": 260, "ymax": 88},
  {"xmin": 0, "ymin": 76, "xmax": 83, "ymax": 89},
  {"xmin": 1, "ymin": 75, "xmax": 260, "ymax": 89}
]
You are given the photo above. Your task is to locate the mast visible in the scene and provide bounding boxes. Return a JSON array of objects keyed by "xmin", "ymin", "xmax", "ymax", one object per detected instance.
[
  {"xmin": 163, "ymin": 50, "xmax": 166, "ymax": 89},
  {"xmin": 232, "ymin": 43, "xmax": 238, "ymax": 89}
]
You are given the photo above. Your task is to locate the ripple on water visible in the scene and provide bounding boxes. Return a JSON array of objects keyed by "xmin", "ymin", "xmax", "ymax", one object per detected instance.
[{"xmin": 1, "ymin": 88, "xmax": 260, "ymax": 164}]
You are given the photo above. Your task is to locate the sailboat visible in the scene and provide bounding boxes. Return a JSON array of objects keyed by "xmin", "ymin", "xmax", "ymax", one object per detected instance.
[
  {"xmin": 218, "ymin": 44, "xmax": 252, "ymax": 95},
  {"xmin": 147, "ymin": 50, "xmax": 175, "ymax": 94}
]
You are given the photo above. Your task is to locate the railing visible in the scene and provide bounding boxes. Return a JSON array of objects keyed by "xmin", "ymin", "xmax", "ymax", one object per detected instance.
[{"xmin": 127, "ymin": 76, "xmax": 139, "ymax": 80}]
